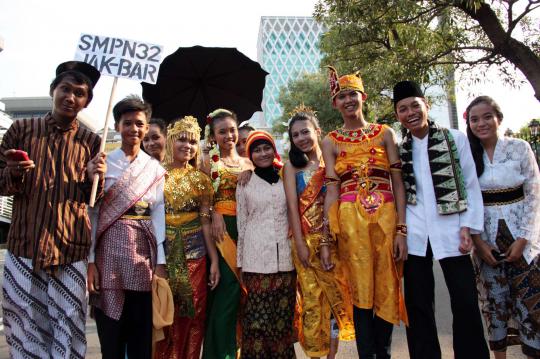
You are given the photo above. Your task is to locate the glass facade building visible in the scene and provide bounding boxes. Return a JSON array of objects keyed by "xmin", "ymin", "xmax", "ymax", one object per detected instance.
[{"xmin": 256, "ymin": 16, "xmax": 325, "ymax": 128}]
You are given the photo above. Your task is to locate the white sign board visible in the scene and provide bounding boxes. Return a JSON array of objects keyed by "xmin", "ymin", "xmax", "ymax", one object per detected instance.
[{"xmin": 74, "ymin": 33, "xmax": 163, "ymax": 84}]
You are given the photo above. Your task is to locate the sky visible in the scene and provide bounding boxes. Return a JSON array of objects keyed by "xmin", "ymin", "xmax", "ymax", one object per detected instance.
[{"xmin": 0, "ymin": 0, "xmax": 539, "ymax": 132}]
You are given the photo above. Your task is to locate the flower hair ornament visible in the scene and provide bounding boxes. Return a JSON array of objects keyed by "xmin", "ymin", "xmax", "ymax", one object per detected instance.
[{"xmin": 204, "ymin": 108, "xmax": 234, "ymax": 143}]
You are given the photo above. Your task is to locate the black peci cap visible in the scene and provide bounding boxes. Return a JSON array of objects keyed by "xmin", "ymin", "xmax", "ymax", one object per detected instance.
[
  {"xmin": 393, "ymin": 80, "xmax": 424, "ymax": 107},
  {"xmin": 55, "ymin": 61, "xmax": 101, "ymax": 88}
]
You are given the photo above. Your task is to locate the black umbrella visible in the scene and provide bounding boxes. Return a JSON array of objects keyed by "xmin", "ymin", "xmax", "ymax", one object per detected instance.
[{"xmin": 141, "ymin": 46, "xmax": 268, "ymax": 132}]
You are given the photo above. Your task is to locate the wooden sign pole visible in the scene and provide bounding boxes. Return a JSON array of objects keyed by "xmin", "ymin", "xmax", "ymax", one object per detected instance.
[{"xmin": 89, "ymin": 76, "xmax": 118, "ymax": 207}]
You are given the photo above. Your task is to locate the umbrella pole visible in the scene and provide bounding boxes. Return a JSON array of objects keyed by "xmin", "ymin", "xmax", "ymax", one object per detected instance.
[{"xmin": 89, "ymin": 76, "xmax": 118, "ymax": 207}]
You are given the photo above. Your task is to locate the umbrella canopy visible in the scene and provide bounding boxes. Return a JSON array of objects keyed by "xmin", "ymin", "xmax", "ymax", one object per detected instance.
[{"xmin": 141, "ymin": 46, "xmax": 268, "ymax": 132}]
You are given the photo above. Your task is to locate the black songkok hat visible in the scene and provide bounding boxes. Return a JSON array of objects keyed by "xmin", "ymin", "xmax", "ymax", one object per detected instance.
[
  {"xmin": 393, "ymin": 81, "xmax": 424, "ymax": 107},
  {"xmin": 55, "ymin": 61, "xmax": 101, "ymax": 89}
]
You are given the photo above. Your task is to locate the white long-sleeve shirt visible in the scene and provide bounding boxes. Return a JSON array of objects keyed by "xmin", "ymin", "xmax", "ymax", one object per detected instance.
[
  {"xmin": 406, "ymin": 129, "xmax": 484, "ymax": 260},
  {"xmin": 88, "ymin": 149, "xmax": 166, "ymax": 264}
]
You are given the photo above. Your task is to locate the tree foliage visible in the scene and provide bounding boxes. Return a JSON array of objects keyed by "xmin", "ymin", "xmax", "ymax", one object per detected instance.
[
  {"xmin": 273, "ymin": 72, "xmax": 342, "ymax": 135},
  {"xmin": 314, "ymin": 0, "xmax": 540, "ymax": 103},
  {"xmin": 517, "ymin": 118, "xmax": 540, "ymax": 137}
]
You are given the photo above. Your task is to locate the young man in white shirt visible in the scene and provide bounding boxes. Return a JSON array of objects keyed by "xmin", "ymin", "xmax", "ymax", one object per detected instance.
[{"xmin": 394, "ymin": 81, "xmax": 489, "ymax": 359}]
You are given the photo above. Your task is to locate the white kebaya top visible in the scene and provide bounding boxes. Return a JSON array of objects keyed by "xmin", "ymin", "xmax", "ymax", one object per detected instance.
[
  {"xmin": 236, "ymin": 173, "xmax": 293, "ymax": 273},
  {"xmin": 478, "ymin": 136, "xmax": 540, "ymax": 264}
]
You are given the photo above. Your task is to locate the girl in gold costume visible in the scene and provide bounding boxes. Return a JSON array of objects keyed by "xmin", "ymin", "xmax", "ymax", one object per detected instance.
[
  {"xmin": 321, "ymin": 67, "xmax": 408, "ymax": 359},
  {"xmin": 154, "ymin": 116, "xmax": 220, "ymax": 359},
  {"xmin": 283, "ymin": 107, "xmax": 355, "ymax": 358}
]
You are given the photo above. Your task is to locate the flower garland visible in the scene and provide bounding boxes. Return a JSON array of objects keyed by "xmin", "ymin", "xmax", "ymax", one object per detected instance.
[{"xmin": 209, "ymin": 145, "xmax": 221, "ymax": 192}]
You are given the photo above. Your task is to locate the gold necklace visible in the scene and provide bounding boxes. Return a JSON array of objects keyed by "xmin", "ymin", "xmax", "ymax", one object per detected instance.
[
  {"xmin": 342, "ymin": 124, "xmax": 370, "ymax": 139},
  {"xmin": 221, "ymin": 157, "xmax": 240, "ymax": 168}
]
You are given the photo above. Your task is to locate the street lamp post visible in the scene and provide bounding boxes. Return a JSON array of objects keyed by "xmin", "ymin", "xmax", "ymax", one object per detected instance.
[{"xmin": 528, "ymin": 119, "xmax": 540, "ymax": 166}]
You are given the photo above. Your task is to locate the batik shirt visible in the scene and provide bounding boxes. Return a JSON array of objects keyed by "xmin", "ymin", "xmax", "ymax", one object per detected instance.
[{"xmin": 0, "ymin": 114, "xmax": 103, "ymax": 270}]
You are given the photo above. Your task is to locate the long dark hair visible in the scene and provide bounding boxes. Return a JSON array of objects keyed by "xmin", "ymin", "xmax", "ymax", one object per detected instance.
[
  {"xmin": 288, "ymin": 111, "xmax": 320, "ymax": 168},
  {"xmin": 464, "ymin": 96, "xmax": 504, "ymax": 177}
]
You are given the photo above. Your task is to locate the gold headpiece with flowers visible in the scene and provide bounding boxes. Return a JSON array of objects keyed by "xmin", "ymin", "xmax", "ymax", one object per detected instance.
[
  {"xmin": 165, "ymin": 115, "xmax": 201, "ymax": 165},
  {"xmin": 327, "ymin": 65, "xmax": 366, "ymax": 99}
]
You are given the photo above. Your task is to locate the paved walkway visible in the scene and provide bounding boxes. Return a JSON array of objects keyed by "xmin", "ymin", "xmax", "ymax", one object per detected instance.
[{"xmin": 0, "ymin": 249, "xmax": 523, "ymax": 358}]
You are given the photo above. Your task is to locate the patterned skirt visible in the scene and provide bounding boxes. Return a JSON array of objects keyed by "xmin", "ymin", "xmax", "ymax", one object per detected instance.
[
  {"xmin": 154, "ymin": 256, "xmax": 207, "ymax": 359},
  {"xmin": 91, "ymin": 218, "xmax": 156, "ymax": 320},
  {"xmin": 241, "ymin": 271, "xmax": 296, "ymax": 359},
  {"xmin": 474, "ymin": 219, "xmax": 540, "ymax": 357}
]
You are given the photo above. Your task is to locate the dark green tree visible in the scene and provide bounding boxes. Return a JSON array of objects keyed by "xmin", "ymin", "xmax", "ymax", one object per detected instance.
[
  {"xmin": 274, "ymin": 72, "xmax": 341, "ymax": 134},
  {"xmin": 314, "ymin": 0, "xmax": 540, "ymax": 103}
]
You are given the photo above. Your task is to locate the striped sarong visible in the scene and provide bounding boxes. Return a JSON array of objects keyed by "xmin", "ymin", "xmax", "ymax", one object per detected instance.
[{"xmin": 2, "ymin": 251, "xmax": 87, "ymax": 359}]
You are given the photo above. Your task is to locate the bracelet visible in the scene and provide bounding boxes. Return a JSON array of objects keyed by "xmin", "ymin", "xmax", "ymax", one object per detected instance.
[
  {"xmin": 319, "ymin": 238, "xmax": 334, "ymax": 245},
  {"xmin": 324, "ymin": 176, "xmax": 340, "ymax": 186},
  {"xmin": 396, "ymin": 223, "xmax": 407, "ymax": 236},
  {"xmin": 200, "ymin": 212, "xmax": 211, "ymax": 219},
  {"xmin": 322, "ymin": 217, "xmax": 330, "ymax": 236},
  {"xmin": 320, "ymin": 217, "xmax": 335, "ymax": 247},
  {"xmin": 389, "ymin": 162, "xmax": 402, "ymax": 172}
]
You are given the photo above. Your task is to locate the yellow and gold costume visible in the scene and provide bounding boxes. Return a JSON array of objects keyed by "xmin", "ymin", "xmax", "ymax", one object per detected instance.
[
  {"xmin": 328, "ymin": 123, "xmax": 407, "ymax": 325},
  {"xmin": 155, "ymin": 116, "xmax": 216, "ymax": 359},
  {"xmin": 155, "ymin": 165, "xmax": 214, "ymax": 359},
  {"xmin": 294, "ymin": 164, "xmax": 355, "ymax": 357}
]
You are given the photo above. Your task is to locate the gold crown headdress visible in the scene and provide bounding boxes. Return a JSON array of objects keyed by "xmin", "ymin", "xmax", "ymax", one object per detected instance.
[
  {"xmin": 168, "ymin": 115, "xmax": 201, "ymax": 138},
  {"xmin": 327, "ymin": 65, "xmax": 366, "ymax": 99},
  {"xmin": 289, "ymin": 103, "xmax": 317, "ymax": 118},
  {"xmin": 165, "ymin": 115, "xmax": 201, "ymax": 165},
  {"xmin": 287, "ymin": 103, "xmax": 318, "ymax": 126}
]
